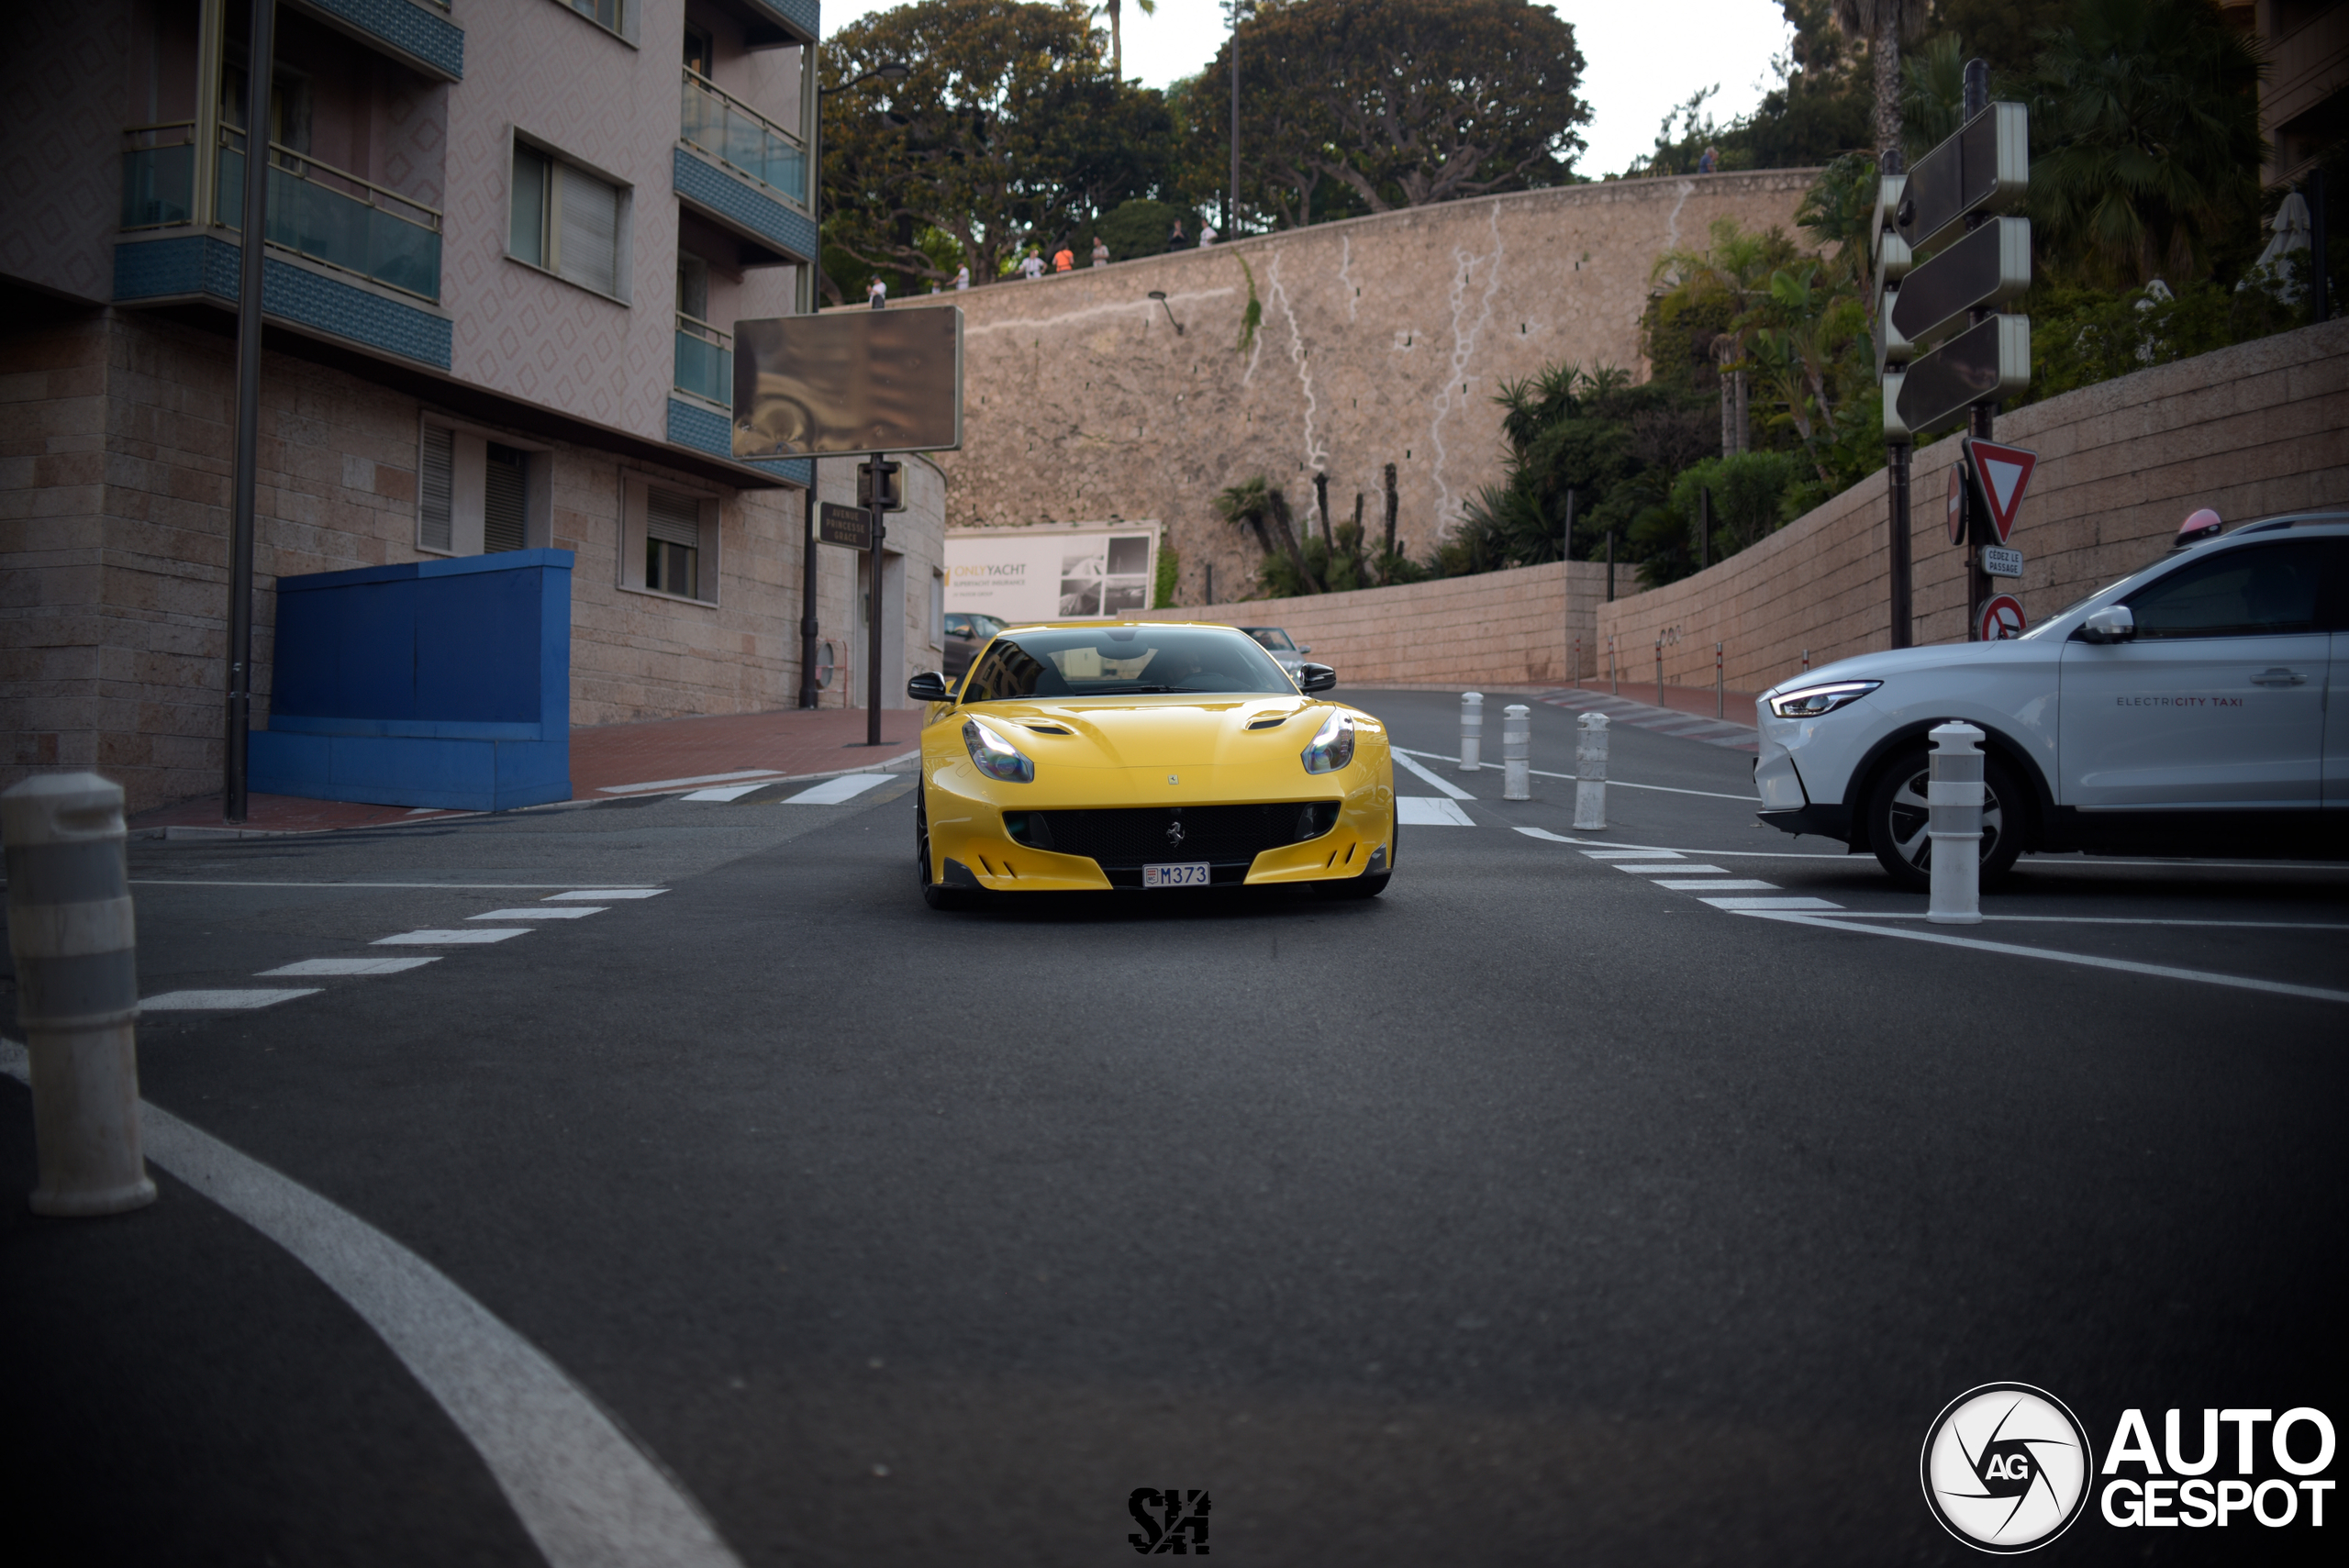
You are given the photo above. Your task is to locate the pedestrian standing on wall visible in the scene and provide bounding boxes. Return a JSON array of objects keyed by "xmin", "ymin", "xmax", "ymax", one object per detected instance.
[
  {"xmin": 867, "ymin": 275, "xmax": 886, "ymax": 308},
  {"xmin": 1165, "ymin": 217, "xmax": 1186, "ymax": 252},
  {"xmin": 1698, "ymin": 144, "xmax": 1718, "ymax": 174},
  {"xmin": 1020, "ymin": 249, "xmax": 1046, "ymax": 281},
  {"xmin": 954, "ymin": 263, "xmax": 970, "ymax": 291},
  {"xmin": 1052, "ymin": 242, "xmax": 1075, "ymax": 273},
  {"xmin": 1197, "ymin": 221, "xmax": 1218, "ymax": 247},
  {"xmin": 1091, "ymin": 237, "xmax": 1109, "ymax": 267}
]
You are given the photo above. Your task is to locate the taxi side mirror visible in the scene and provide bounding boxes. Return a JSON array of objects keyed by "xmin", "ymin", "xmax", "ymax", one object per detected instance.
[
  {"xmin": 2077, "ymin": 606, "xmax": 2136, "ymax": 644},
  {"xmin": 1297, "ymin": 662, "xmax": 1338, "ymax": 693},
  {"xmin": 907, "ymin": 671, "xmax": 957, "ymax": 703}
]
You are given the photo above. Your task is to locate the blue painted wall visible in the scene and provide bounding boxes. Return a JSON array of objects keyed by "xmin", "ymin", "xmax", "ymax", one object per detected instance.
[{"xmin": 250, "ymin": 551, "xmax": 573, "ymax": 811}]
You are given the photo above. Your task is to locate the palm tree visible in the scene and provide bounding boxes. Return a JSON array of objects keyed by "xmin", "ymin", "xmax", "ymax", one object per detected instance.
[
  {"xmin": 1216, "ymin": 476, "xmax": 1319, "ymax": 592},
  {"xmin": 1831, "ymin": 0, "xmax": 1927, "ymax": 158},
  {"xmin": 1102, "ymin": 0, "xmax": 1156, "ymax": 81}
]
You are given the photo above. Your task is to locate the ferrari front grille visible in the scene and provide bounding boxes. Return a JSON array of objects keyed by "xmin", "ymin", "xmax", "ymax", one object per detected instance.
[{"xmin": 1006, "ymin": 803, "xmax": 1338, "ymax": 867}]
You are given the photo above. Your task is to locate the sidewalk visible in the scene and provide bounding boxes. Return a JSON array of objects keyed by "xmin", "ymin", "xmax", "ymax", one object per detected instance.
[{"xmin": 128, "ymin": 706, "xmax": 927, "ymax": 836}]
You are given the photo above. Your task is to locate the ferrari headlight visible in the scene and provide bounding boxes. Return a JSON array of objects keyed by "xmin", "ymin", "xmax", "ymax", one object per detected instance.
[
  {"xmin": 1300, "ymin": 710, "xmax": 1354, "ymax": 773},
  {"xmin": 1767, "ymin": 680, "xmax": 1881, "ymax": 719},
  {"xmin": 963, "ymin": 718, "xmax": 1035, "ymax": 783}
]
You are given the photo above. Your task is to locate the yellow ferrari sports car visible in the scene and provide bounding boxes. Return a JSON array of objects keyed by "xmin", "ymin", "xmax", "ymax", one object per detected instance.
[{"xmin": 904, "ymin": 621, "xmax": 1397, "ymax": 909}]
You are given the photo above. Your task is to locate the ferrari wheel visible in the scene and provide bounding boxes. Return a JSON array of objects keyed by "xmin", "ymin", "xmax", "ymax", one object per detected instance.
[{"xmin": 917, "ymin": 791, "xmax": 974, "ymax": 910}]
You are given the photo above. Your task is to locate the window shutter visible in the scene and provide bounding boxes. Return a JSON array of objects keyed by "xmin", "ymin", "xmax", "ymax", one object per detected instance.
[
  {"xmin": 484, "ymin": 444, "xmax": 527, "ymax": 552},
  {"xmin": 645, "ymin": 487, "xmax": 701, "ymax": 547},
  {"xmin": 557, "ymin": 165, "xmax": 619, "ymax": 296},
  {"xmin": 419, "ymin": 424, "xmax": 453, "ymax": 551}
]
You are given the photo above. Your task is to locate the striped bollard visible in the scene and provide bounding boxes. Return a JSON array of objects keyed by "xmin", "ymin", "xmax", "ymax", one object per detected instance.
[
  {"xmin": 2, "ymin": 773, "xmax": 156, "ymax": 1216},
  {"xmin": 1460, "ymin": 691, "xmax": 1484, "ymax": 771},
  {"xmin": 1501, "ymin": 705, "xmax": 1531, "ymax": 801},
  {"xmin": 1573, "ymin": 712, "xmax": 1609, "ymax": 830},
  {"xmin": 1927, "ymin": 722, "xmax": 1986, "ymax": 926}
]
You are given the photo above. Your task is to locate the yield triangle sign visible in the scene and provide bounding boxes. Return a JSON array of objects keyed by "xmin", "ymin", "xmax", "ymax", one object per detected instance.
[{"xmin": 1962, "ymin": 437, "xmax": 2037, "ymax": 544}]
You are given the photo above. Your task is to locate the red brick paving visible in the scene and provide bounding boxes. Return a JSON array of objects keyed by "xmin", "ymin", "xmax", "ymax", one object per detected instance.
[{"xmin": 128, "ymin": 707, "xmax": 929, "ymax": 833}]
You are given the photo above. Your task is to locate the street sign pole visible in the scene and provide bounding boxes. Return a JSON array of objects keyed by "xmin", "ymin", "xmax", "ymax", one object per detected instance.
[
  {"xmin": 1962, "ymin": 59, "xmax": 1997, "ymax": 639},
  {"xmin": 866, "ymin": 452, "xmax": 886, "ymax": 747},
  {"xmin": 798, "ymin": 490, "xmax": 820, "ymax": 708}
]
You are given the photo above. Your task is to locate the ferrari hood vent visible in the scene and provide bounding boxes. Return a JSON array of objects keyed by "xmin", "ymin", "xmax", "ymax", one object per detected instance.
[
  {"xmin": 1019, "ymin": 721, "xmax": 1074, "ymax": 735},
  {"xmin": 1245, "ymin": 713, "xmax": 1293, "ymax": 730}
]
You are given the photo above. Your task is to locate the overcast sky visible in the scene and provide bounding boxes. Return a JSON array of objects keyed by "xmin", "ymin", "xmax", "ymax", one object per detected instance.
[{"xmin": 818, "ymin": 1, "xmax": 1797, "ymax": 178}]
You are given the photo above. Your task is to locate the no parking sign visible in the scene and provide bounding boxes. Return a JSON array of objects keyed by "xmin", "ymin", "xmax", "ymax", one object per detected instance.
[{"xmin": 1979, "ymin": 594, "xmax": 2026, "ymax": 641}]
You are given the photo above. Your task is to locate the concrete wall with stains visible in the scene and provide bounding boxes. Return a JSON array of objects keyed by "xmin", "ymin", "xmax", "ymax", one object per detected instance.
[{"xmin": 918, "ymin": 170, "xmax": 1815, "ymax": 605}]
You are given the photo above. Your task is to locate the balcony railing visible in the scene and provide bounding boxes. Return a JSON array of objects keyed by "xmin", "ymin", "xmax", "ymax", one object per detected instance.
[
  {"xmin": 121, "ymin": 123, "xmax": 198, "ymax": 229},
  {"xmin": 681, "ymin": 66, "xmax": 806, "ymax": 207},
  {"xmin": 674, "ymin": 311, "xmax": 733, "ymax": 406},
  {"xmin": 217, "ymin": 126, "xmax": 443, "ymax": 302}
]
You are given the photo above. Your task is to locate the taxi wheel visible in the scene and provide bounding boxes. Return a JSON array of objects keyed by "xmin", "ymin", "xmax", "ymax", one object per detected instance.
[
  {"xmin": 916, "ymin": 791, "xmax": 974, "ymax": 910},
  {"xmin": 1865, "ymin": 744, "xmax": 2027, "ymax": 893}
]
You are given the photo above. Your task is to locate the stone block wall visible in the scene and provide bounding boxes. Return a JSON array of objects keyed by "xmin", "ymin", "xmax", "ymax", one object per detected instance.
[
  {"xmin": 930, "ymin": 170, "xmax": 1816, "ymax": 611},
  {"xmin": 1594, "ymin": 317, "xmax": 2349, "ymax": 696},
  {"xmin": 1133, "ymin": 559, "xmax": 1635, "ymax": 689}
]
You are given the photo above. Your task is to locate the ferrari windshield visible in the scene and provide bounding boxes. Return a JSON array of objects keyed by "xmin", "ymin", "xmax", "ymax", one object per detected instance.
[{"xmin": 961, "ymin": 627, "xmax": 1296, "ymax": 699}]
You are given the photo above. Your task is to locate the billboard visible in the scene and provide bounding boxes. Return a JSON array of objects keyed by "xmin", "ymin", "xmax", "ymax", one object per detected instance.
[
  {"xmin": 730, "ymin": 306, "xmax": 963, "ymax": 461},
  {"xmin": 945, "ymin": 524, "xmax": 1161, "ymax": 623}
]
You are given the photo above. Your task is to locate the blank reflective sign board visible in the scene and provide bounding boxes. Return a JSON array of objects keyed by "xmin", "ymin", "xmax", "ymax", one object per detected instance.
[{"xmin": 732, "ymin": 306, "xmax": 963, "ymax": 460}]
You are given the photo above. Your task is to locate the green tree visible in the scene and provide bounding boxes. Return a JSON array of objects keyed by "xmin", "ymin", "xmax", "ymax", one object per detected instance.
[
  {"xmin": 1101, "ymin": 0, "xmax": 1155, "ymax": 81},
  {"xmin": 821, "ymin": 0, "xmax": 1174, "ymax": 292},
  {"xmin": 2024, "ymin": 0, "xmax": 2266, "ymax": 286},
  {"xmin": 1185, "ymin": 0, "xmax": 1589, "ymax": 227}
]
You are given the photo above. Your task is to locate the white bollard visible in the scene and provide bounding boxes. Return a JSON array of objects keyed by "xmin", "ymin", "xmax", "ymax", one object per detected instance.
[
  {"xmin": 1573, "ymin": 712, "xmax": 1609, "ymax": 830},
  {"xmin": 2, "ymin": 773, "xmax": 156, "ymax": 1216},
  {"xmin": 1460, "ymin": 691, "xmax": 1484, "ymax": 771},
  {"xmin": 1501, "ymin": 705, "xmax": 1531, "ymax": 800},
  {"xmin": 1926, "ymin": 721, "xmax": 1986, "ymax": 925}
]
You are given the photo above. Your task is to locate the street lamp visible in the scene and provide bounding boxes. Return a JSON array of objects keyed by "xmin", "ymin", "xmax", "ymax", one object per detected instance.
[
  {"xmin": 798, "ymin": 58, "xmax": 912, "ymax": 711},
  {"xmin": 1147, "ymin": 290, "xmax": 1185, "ymax": 336}
]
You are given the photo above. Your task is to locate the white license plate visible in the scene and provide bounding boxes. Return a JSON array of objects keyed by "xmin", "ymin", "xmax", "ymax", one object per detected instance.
[{"xmin": 1141, "ymin": 862, "xmax": 1212, "ymax": 888}]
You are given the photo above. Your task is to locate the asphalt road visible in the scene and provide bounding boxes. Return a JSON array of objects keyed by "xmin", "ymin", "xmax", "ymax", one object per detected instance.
[{"xmin": 4, "ymin": 691, "xmax": 2343, "ymax": 1566}]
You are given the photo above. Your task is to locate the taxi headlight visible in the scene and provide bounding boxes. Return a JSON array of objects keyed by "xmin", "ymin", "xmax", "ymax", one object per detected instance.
[
  {"xmin": 1767, "ymin": 680, "xmax": 1881, "ymax": 719},
  {"xmin": 963, "ymin": 718, "xmax": 1035, "ymax": 783},
  {"xmin": 1301, "ymin": 710, "xmax": 1355, "ymax": 773}
]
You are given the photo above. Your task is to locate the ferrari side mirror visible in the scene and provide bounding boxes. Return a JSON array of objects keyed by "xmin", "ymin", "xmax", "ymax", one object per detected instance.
[
  {"xmin": 907, "ymin": 671, "xmax": 957, "ymax": 703},
  {"xmin": 1297, "ymin": 663, "xmax": 1337, "ymax": 693}
]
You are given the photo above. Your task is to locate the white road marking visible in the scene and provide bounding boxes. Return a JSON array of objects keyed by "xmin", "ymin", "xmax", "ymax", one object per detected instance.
[
  {"xmin": 1513, "ymin": 826, "xmax": 1577, "ymax": 843},
  {"xmin": 471, "ymin": 907, "xmax": 606, "ymax": 920},
  {"xmin": 1653, "ymin": 878, "xmax": 1781, "ymax": 892},
  {"xmin": 1743, "ymin": 911, "xmax": 2349, "ymax": 1004},
  {"xmin": 782, "ymin": 773, "xmax": 894, "ymax": 805},
  {"xmin": 596, "ymin": 769, "xmax": 785, "ymax": 795},
  {"xmin": 126, "ymin": 882, "xmax": 669, "ymax": 891},
  {"xmin": 0, "ymin": 1038, "xmax": 747, "ymax": 1568},
  {"xmin": 1617, "ymin": 863, "xmax": 1729, "ymax": 875},
  {"xmin": 1390, "ymin": 750, "xmax": 1475, "ymax": 800},
  {"xmin": 548, "ymin": 889, "xmax": 667, "ymax": 900},
  {"xmin": 679, "ymin": 784, "xmax": 769, "ymax": 802},
  {"xmin": 1812, "ymin": 913, "xmax": 2349, "ymax": 930},
  {"xmin": 1395, "ymin": 746, "xmax": 1756, "ymax": 801},
  {"xmin": 1703, "ymin": 896, "xmax": 1845, "ymax": 911},
  {"xmin": 259, "ymin": 957, "xmax": 441, "ymax": 977},
  {"xmin": 1582, "ymin": 851, "xmax": 1685, "ymax": 861},
  {"xmin": 373, "ymin": 929, "xmax": 529, "ymax": 945},
  {"xmin": 1398, "ymin": 796, "xmax": 1476, "ymax": 827},
  {"xmin": 141, "ymin": 988, "xmax": 322, "ymax": 1009}
]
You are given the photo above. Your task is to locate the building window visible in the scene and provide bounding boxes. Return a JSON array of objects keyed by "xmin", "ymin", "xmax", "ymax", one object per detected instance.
[
  {"xmin": 645, "ymin": 487, "xmax": 701, "ymax": 597},
  {"xmin": 620, "ymin": 473, "xmax": 720, "ymax": 605},
  {"xmin": 559, "ymin": 0, "xmax": 634, "ymax": 42},
  {"xmin": 509, "ymin": 141, "xmax": 628, "ymax": 301},
  {"xmin": 417, "ymin": 418, "xmax": 550, "ymax": 557}
]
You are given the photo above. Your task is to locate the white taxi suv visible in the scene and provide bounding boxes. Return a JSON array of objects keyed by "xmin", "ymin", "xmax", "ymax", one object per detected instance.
[{"xmin": 1754, "ymin": 511, "xmax": 2349, "ymax": 889}]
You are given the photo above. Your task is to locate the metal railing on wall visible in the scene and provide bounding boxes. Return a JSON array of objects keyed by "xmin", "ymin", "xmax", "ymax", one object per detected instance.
[
  {"xmin": 674, "ymin": 311, "xmax": 733, "ymax": 406},
  {"xmin": 215, "ymin": 126, "xmax": 443, "ymax": 301},
  {"xmin": 120, "ymin": 123, "xmax": 198, "ymax": 229},
  {"xmin": 680, "ymin": 66, "xmax": 807, "ymax": 206}
]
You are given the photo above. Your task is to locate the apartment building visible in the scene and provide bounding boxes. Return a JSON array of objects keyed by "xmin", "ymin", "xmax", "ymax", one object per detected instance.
[{"xmin": 1, "ymin": 0, "xmax": 945, "ymax": 814}]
